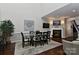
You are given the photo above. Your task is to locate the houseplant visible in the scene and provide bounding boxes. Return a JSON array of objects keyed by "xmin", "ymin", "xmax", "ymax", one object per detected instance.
[{"xmin": 0, "ymin": 20, "xmax": 14, "ymax": 44}]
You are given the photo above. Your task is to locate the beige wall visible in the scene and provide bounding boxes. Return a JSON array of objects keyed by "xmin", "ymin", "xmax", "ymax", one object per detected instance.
[
  {"xmin": 64, "ymin": 18, "xmax": 73, "ymax": 38},
  {"xmin": 0, "ymin": 3, "xmax": 68, "ymax": 33}
]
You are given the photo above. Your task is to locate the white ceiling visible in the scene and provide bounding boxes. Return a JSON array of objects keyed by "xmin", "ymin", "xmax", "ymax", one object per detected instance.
[{"xmin": 42, "ymin": 3, "xmax": 79, "ymax": 19}]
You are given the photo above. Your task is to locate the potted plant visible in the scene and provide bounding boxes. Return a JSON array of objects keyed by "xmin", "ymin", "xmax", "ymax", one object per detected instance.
[{"xmin": 0, "ymin": 20, "xmax": 14, "ymax": 44}]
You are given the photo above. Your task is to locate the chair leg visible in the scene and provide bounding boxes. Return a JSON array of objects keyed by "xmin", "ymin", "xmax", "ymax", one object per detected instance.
[
  {"xmin": 34, "ymin": 41, "xmax": 37, "ymax": 47},
  {"xmin": 46, "ymin": 39, "xmax": 48, "ymax": 44},
  {"xmin": 40, "ymin": 41, "xmax": 42, "ymax": 46},
  {"xmin": 41, "ymin": 39, "xmax": 44, "ymax": 45},
  {"xmin": 42, "ymin": 40, "xmax": 44, "ymax": 46},
  {"xmin": 22, "ymin": 43, "xmax": 24, "ymax": 48}
]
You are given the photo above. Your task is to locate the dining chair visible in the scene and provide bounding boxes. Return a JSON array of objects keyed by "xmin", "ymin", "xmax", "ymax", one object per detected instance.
[
  {"xmin": 29, "ymin": 31, "xmax": 35, "ymax": 46},
  {"xmin": 21, "ymin": 32, "xmax": 30, "ymax": 48},
  {"xmin": 43, "ymin": 32, "xmax": 48, "ymax": 44},
  {"xmin": 35, "ymin": 32, "xmax": 42, "ymax": 46},
  {"xmin": 47, "ymin": 31, "xmax": 51, "ymax": 42},
  {"xmin": 38, "ymin": 32, "xmax": 44, "ymax": 46}
]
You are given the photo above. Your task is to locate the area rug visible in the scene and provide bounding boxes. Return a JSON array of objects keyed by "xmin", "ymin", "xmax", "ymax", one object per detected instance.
[{"xmin": 14, "ymin": 40, "xmax": 62, "ymax": 55}]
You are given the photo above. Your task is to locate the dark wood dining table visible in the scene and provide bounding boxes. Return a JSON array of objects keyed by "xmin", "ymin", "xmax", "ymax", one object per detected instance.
[{"xmin": 24, "ymin": 32, "xmax": 49, "ymax": 46}]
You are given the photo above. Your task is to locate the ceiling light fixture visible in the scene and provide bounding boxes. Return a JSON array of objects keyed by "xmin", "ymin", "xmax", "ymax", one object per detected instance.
[{"xmin": 72, "ymin": 9, "xmax": 76, "ymax": 13}]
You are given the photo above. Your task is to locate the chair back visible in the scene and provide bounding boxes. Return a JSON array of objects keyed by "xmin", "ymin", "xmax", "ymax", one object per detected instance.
[
  {"xmin": 36, "ymin": 31, "xmax": 40, "ymax": 34},
  {"xmin": 21, "ymin": 32, "xmax": 24, "ymax": 42},
  {"xmin": 35, "ymin": 32, "xmax": 42, "ymax": 41},
  {"xmin": 43, "ymin": 32, "xmax": 48, "ymax": 40},
  {"xmin": 30, "ymin": 31, "xmax": 35, "ymax": 36},
  {"xmin": 47, "ymin": 31, "xmax": 51, "ymax": 39}
]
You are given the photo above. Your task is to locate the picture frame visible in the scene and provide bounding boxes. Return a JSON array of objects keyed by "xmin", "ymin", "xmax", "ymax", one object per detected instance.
[{"xmin": 53, "ymin": 20, "xmax": 61, "ymax": 26}]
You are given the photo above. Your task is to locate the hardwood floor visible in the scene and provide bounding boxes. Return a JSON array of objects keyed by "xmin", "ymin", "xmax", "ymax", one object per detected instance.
[{"xmin": 0, "ymin": 42, "xmax": 64, "ymax": 55}]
